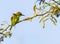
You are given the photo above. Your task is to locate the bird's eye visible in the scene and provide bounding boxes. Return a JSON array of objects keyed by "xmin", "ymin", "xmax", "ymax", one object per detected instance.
[{"xmin": 19, "ymin": 13, "xmax": 22, "ymax": 15}]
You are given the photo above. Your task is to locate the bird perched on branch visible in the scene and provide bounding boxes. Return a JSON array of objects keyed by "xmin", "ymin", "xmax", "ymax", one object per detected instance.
[{"xmin": 10, "ymin": 12, "xmax": 24, "ymax": 30}]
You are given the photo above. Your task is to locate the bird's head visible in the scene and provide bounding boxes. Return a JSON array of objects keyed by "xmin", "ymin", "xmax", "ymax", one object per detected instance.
[{"xmin": 15, "ymin": 12, "xmax": 24, "ymax": 16}]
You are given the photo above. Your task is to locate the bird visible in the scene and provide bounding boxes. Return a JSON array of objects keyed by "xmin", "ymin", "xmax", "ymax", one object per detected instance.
[{"xmin": 10, "ymin": 12, "xmax": 24, "ymax": 30}]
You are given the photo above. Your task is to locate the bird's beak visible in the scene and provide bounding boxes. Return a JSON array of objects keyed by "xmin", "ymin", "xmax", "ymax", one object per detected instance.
[{"xmin": 22, "ymin": 14, "xmax": 25, "ymax": 16}]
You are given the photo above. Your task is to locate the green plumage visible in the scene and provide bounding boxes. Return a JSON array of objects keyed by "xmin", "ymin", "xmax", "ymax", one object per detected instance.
[
  {"xmin": 10, "ymin": 12, "xmax": 23, "ymax": 30},
  {"xmin": 11, "ymin": 15, "xmax": 20, "ymax": 26}
]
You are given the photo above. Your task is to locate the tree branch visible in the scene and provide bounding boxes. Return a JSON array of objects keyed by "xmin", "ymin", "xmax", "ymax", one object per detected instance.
[{"xmin": 18, "ymin": 10, "xmax": 50, "ymax": 23}]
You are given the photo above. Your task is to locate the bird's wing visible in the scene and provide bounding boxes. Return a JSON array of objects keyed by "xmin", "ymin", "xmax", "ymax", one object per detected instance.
[{"xmin": 11, "ymin": 15, "xmax": 19, "ymax": 26}]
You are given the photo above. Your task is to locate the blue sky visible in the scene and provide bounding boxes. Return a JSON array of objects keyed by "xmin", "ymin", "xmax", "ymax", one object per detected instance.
[{"xmin": 0, "ymin": 0, "xmax": 60, "ymax": 44}]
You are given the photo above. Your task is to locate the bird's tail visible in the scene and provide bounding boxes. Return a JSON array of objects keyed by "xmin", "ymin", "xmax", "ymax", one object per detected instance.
[{"xmin": 9, "ymin": 26, "xmax": 13, "ymax": 31}]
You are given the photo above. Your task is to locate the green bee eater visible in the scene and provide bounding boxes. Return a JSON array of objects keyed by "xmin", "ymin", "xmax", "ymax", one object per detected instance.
[{"xmin": 10, "ymin": 12, "xmax": 24, "ymax": 30}]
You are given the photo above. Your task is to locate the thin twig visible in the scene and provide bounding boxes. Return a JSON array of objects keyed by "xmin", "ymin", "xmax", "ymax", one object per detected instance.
[
  {"xmin": 18, "ymin": 10, "xmax": 50, "ymax": 23},
  {"xmin": 2, "ymin": 25, "xmax": 10, "ymax": 32}
]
